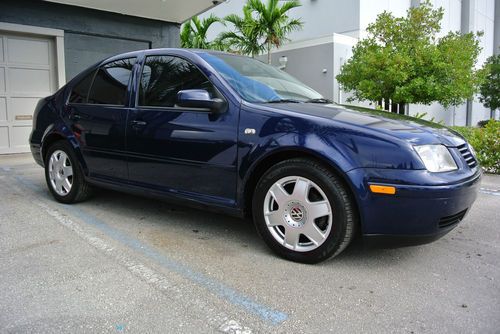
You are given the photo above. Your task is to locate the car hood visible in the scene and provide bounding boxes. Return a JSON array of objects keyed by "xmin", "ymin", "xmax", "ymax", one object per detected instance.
[{"xmin": 264, "ymin": 103, "xmax": 466, "ymax": 147}]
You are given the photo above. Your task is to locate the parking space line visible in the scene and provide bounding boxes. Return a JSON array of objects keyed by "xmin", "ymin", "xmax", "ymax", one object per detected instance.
[
  {"xmin": 13, "ymin": 175, "xmax": 288, "ymax": 326},
  {"xmin": 479, "ymin": 188, "xmax": 500, "ymax": 196},
  {"xmin": 31, "ymin": 200, "xmax": 252, "ymax": 333}
]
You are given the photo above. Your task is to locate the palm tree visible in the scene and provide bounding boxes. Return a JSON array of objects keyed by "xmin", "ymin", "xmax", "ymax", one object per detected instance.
[
  {"xmin": 180, "ymin": 14, "xmax": 223, "ymax": 49},
  {"xmin": 247, "ymin": 0, "xmax": 303, "ymax": 63},
  {"xmin": 218, "ymin": 5, "xmax": 264, "ymax": 57},
  {"xmin": 210, "ymin": 36, "xmax": 232, "ymax": 52}
]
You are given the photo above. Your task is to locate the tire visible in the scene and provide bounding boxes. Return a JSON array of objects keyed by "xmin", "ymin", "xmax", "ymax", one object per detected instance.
[
  {"xmin": 252, "ymin": 158, "xmax": 357, "ymax": 263},
  {"xmin": 44, "ymin": 140, "xmax": 91, "ymax": 204}
]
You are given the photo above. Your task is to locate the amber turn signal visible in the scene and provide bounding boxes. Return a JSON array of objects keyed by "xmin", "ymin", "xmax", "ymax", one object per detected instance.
[{"xmin": 369, "ymin": 184, "xmax": 396, "ymax": 195}]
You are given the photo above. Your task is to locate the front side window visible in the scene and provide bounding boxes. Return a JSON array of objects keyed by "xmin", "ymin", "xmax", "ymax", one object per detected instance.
[
  {"xmin": 87, "ymin": 58, "xmax": 136, "ymax": 106},
  {"xmin": 139, "ymin": 55, "xmax": 215, "ymax": 107}
]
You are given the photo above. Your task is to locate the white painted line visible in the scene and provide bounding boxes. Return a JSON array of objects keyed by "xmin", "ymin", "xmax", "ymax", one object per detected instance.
[
  {"xmin": 3, "ymin": 172, "xmax": 258, "ymax": 332},
  {"xmin": 33, "ymin": 199, "xmax": 253, "ymax": 333},
  {"xmin": 13, "ymin": 175, "xmax": 287, "ymax": 326}
]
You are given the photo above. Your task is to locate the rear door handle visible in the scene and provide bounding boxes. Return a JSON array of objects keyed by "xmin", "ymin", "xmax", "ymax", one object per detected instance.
[{"xmin": 131, "ymin": 120, "xmax": 147, "ymax": 128}]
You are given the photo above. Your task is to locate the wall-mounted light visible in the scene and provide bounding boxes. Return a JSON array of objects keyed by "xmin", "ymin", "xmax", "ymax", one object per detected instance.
[
  {"xmin": 279, "ymin": 56, "xmax": 288, "ymax": 70},
  {"xmin": 322, "ymin": 68, "xmax": 328, "ymax": 73}
]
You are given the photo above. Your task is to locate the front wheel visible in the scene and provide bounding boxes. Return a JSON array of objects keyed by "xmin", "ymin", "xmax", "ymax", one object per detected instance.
[
  {"xmin": 44, "ymin": 140, "xmax": 91, "ymax": 204},
  {"xmin": 252, "ymin": 159, "xmax": 357, "ymax": 263}
]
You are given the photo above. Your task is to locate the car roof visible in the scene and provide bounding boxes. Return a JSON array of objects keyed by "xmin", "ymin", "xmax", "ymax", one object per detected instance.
[{"xmin": 102, "ymin": 48, "xmax": 251, "ymax": 64}]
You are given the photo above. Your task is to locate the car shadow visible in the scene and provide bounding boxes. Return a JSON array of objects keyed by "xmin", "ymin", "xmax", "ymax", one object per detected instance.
[
  {"xmin": 88, "ymin": 186, "xmax": 260, "ymax": 238},
  {"xmin": 19, "ymin": 170, "xmax": 425, "ymax": 267}
]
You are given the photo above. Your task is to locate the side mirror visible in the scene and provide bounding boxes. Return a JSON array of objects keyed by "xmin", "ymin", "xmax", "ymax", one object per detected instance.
[{"xmin": 177, "ymin": 89, "xmax": 227, "ymax": 114}]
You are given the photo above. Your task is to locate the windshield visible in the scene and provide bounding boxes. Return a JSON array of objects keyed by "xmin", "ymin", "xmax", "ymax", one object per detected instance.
[{"xmin": 199, "ymin": 53, "xmax": 324, "ymax": 103}]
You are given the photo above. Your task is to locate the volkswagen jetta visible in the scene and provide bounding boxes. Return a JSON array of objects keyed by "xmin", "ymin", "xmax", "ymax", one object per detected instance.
[{"xmin": 29, "ymin": 49, "xmax": 481, "ymax": 263}]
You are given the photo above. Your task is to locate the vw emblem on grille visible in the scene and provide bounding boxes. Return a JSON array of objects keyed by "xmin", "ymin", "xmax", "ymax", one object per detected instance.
[{"xmin": 290, "ymin": 206, "xmax": 304, "ymax": 222}]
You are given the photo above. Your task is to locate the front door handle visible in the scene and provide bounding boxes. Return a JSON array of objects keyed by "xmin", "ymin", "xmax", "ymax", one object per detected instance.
[
  {"xmin": 69, "ymin": 113, "xmax": 81, "ymax": 121},
  {"xmin": 131, "ymin": 120, "xmax": 147, "ymax": 129}
]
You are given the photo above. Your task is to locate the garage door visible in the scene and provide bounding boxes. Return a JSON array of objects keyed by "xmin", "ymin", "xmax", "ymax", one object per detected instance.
[{"xmin": 0, "ymin": 32, "xmax": 57, "ymax": 154}]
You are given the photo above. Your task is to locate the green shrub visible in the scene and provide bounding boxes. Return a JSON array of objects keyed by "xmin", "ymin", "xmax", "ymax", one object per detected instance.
[{"xmin": 451, "ymin": 119, "xmax": 500, "ymax": 174}]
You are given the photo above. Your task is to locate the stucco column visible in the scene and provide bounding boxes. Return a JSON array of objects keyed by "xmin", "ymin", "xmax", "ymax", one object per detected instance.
[
  {"xmin": 461, "ymin": 0, "xmax": 475, "ymax": 125},
  {"xmin": 494, "ymin": 0, "xmax": 500, "ymax": 55}
]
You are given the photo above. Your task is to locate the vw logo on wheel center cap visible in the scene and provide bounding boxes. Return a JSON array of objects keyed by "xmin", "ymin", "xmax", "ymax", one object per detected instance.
[
  {"xmin": 284, "ymin": 202, "xmax": 307, "ymax": 228},
  {"xmin": 290, "ymin": 206, "xmax": 304, "ymax": 221}
]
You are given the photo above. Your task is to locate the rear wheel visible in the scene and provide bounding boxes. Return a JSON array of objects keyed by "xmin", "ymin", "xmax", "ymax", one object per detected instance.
[
  {"xmin": 252, "ymin": 159, "xmax": 356, "ymax": 263},
  {"xmin": 44, "ymin": 140, "xmax": 91, "ymax": 203}
]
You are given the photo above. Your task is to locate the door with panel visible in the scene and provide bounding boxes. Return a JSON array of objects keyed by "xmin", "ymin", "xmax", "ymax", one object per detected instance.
[
  {"xmin": 126, "ymin": 55, "xmax": 239, "ymax": 206},
  {"xmin": 0, "ymin": 32, "xmax": 57, "ymax": 154},
  {"xmin": 65, "ymin": 57, "xmax": 136, "ymax": 180}
]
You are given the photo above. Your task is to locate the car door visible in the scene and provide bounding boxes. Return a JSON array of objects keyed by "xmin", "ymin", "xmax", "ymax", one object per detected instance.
[
  {"xmin": 126, "ymin": 54, "xmax": 238, "ymax": 205},
  {"xmin": 66, "ymin": 57, "xmax": 136, "ymax": 180}
]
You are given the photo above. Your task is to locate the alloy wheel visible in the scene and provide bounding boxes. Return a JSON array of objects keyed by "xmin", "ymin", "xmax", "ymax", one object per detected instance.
[
  {"xmin": 263, "ymin": 176, "xmax": 333, "ymax": 252},
  {"xmin": 48, "ymin": 150, "xmax": 73, "ymax": 196}
]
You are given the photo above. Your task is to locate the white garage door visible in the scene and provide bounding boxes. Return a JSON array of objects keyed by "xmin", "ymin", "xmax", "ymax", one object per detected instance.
[{"xmin": 0, "ymin": 32, "xmax": 57, "ymax": 154}]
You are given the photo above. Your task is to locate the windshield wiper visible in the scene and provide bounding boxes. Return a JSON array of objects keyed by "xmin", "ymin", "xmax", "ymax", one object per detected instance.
[
  {"xmin": 266, "ymin": 99, "xmax": 301, "ymax": 103},
  {"xmin": 305, "ymin": 98, "xmax": 333, "ymax": 104}
]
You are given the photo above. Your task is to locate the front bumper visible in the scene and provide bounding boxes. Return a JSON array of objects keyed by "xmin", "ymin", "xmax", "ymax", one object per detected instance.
[
  {"xmin": 346, "ymin": 168, "xmax": 481, "ymax": 246},
  {"xmin": 362, "ymin": 229, "xmax": 460, "ymax": 248}
]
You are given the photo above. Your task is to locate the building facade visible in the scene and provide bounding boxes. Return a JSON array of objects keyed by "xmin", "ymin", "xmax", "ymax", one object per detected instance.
[
  {"xmin": 201, "ymin": 0, "xmax": 500, "ymax": 126},
  {"xmin": 0, "ymin": 0, "xmax": 219, "ymax": 154}
]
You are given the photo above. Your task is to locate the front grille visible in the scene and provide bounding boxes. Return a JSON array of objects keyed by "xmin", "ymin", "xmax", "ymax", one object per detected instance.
[
  {"xmin": 457, "ymin": 143, "xmax": 477, "ymax": 168},
  {"xmin": 438, "ymin": 209, "xmax": 467, "ymax": 228}
]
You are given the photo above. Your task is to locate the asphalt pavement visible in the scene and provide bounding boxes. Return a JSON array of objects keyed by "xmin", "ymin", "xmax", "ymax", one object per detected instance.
[{"xmin": 1, "ymin": 153, "xmax": 499, "ymax": 333}]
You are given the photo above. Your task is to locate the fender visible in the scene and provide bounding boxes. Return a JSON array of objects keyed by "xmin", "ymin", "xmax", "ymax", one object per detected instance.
[
  {"xmin": 241, "ymin": 135, "xmax": 356, "ymax": 181},
  {"xmin": 40, "ymin": 121, "xmax": 89, "ymax": 175},
  {"xmin": 237, "ymin": 130, "xmax": 362, "ymax": 215}
]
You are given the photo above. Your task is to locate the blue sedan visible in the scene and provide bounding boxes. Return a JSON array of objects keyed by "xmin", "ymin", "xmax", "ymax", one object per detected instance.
[{"xmin": 29, "ymin": 49, "xmax": 481, "ymax": 263}]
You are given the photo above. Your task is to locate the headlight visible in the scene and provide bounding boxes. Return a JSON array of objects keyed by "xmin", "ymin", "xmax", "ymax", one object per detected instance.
[{"xmin": 414, "ymin": 145, "xmax": 457, "ymax": 172}]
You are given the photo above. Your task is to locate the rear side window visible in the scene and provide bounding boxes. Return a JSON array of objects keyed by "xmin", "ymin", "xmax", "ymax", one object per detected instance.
[
  {"xmin": 139, "ymin": 55, "xmax": 215, "ymax": 107},
  {"xmin": 69, "ymin": 71, "xmax": 95, "ymax": 104},
  {"xmin": 87, "ymin": 58, "xmax": 136, "ymax": 106}
]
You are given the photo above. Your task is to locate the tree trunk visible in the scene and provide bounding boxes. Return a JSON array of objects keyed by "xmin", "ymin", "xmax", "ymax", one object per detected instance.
[
  {"xmin": 267, "ymin": 39, "xmax": 272, "ymax": 64},
  {"xmin": 377, "ymin": 99, "xmax": 382, "ymax": 108},
  {"xmin": 391, "ymin": 103, "xmax": 398, "ymax": 113},
  {"xmin": 398, "ymin": 103, "xmax": 406, "ymax": 115},
  {"xmin": 384, "ymin": 99, "xmax": 390, "ymax": 111}
]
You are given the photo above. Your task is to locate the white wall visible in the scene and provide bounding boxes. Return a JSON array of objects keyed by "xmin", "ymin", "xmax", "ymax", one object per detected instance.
[
  {"xmin": 470, "ymin": 0, "xmax": 496, "ymax": 124},
  {"xmin": 431, "ymin": 0, "xmax": 462, "ymax": 36},
  {"xmin": 285, "ymin": 0, "xmax": 360, "ymax": 41},
  {"xmin": 199, "ymin": 0, "xmax": 360, "ymax": 43},
  {"xmin": 358, "ymin": 0, "xmax": 411, "ymax": 39}
]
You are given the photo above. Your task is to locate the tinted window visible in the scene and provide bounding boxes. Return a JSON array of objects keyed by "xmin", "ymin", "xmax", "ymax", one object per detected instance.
[
  {"xmin": 139, "ymin": 56, "xmax": 215, "ymax": 107},
  {"xmin": 199, "ymin": 53, "xmax": 323, "ymax": 103},
  {"xmin": 88, "ymin": 58, "xmax": 136, "ymax": 106},
  {"xmin": 69, "ymin": 71, "xmax": 95, "ymax": 104}
]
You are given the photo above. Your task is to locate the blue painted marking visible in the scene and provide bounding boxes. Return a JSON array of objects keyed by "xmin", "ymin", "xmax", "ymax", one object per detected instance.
[
  {"xmin": 15, "ymin": 176, "xmax": 41, "ymax": 192},
  {"xmin": 14, "ymin": 175, "xmax": 288, "ymax": 325},
  {"xmin": 115, "ymin": 324, "xmax": 125, "ymax": 331},
  {"xmin": 479, "ymin": 188, "xmax": 500, "ymax": 197}
]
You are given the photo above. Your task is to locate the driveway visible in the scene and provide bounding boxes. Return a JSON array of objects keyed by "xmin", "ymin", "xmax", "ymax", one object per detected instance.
[{"xmin": 1, "ymin": 153, "xmax": 499, "ymax": 333}]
